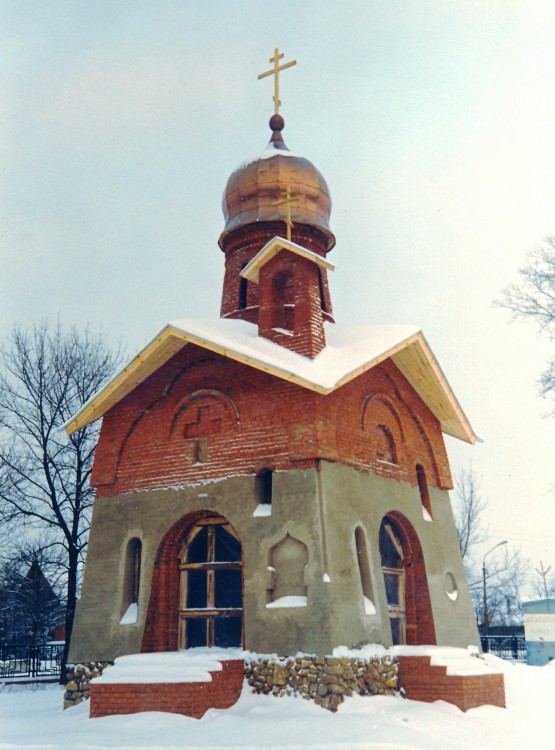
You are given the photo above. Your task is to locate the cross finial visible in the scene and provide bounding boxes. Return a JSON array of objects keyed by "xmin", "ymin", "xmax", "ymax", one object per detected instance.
[
  {"xmin": 258, "ymin": 47, "xmax": 297, "ymax": 115},
  {"xmin": 273, "ymin": 184, "xmax": 304, "ymax": 242}
]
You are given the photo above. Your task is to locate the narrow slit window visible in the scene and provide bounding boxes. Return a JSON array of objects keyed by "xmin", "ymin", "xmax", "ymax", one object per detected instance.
[
  {"xmin": 355, "ymin": 527, "xmax": 375, "ymax": 615},
  {"xmin": 121, "ymin": 537, "xmax": 142, "ymax": 624},
  {"xmin": 255, "ymin": 469, "xmax": 272, "ymax": 505},
  {"xmin": 318, "ymin": 268, "xmax": 328, "ymax": 312},
  {"xmin": 416, "ymin": 464, "xmax": 432, "ymax": 520},
  {"xmin": 238, "ymin": 272, "xmax": 248, "ymax": 310}
]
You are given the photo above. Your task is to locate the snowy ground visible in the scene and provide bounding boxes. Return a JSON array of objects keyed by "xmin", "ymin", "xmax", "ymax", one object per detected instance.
[{"xmin": 0, "ymin": 656, "xmax": 552, "ymax": 750}]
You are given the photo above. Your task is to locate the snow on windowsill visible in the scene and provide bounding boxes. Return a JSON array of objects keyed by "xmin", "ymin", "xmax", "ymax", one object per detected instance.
[
  {"xmin": 253, "ymin": 503, "xmax": 272, "ymax": 517},
  {"xmin": 266, "ymin": 596, "xmax": 307, "ymax": 609},
  {"xmin": 119, "ymin": 603, "xmax": 138, "ymax": 625},
  {"xmin": 363, "ymin": 596, "xmax": 377, "ymax": 615},
  {"xmin": 271, "ymin": 327, "xmax": 294, "ymax": 336}
]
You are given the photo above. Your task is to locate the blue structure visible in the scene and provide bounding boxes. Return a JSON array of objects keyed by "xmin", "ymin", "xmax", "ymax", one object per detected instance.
[{"xmin": 522, "ymin": 599, "xmax": 555, "ymax": 666}]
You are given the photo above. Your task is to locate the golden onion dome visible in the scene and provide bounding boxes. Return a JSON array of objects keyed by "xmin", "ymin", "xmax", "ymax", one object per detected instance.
[{"xmin": 219, "ymin": 115, "xmax": 335, "ymax": 251}]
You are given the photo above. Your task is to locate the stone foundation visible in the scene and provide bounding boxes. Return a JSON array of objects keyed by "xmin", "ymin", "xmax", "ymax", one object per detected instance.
[
  {"xmin": 64, "ymin": 662, "xmax": 113, "ymax": 709},
  {"xmin": 245, "ymin": 654, "xmax": 398, "ymax": 712}
]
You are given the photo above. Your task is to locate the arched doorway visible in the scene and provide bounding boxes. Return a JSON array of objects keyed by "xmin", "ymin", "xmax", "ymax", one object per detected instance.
[
  {"xmin": 379, "ymin": 514, "xmax": 436, "ymax": 646},
  {"xmin": 178, "ymin": 516, "xmax": 243, "ymax": 649}
]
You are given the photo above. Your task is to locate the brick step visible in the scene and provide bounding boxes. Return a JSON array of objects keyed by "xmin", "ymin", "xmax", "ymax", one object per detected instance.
[
  {"xmin": 397, "ymin": 655, "xmax": 505, "ymax": 712},
  {"xmin": 89, "ymin": 659, "xmax": 243, "ymax": 719}
]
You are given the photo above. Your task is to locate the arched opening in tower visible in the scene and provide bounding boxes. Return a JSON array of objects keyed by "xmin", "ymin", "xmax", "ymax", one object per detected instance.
[{"xmin": 379, "ymin": 513, "xmax": 436, "ymax": 646}]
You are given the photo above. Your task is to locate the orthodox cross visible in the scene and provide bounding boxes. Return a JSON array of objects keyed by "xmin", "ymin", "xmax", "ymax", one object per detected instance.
[
  {"xmin": 273, "ymin": 184, "xmax": 304, "ymax": 242},
  {"xmin": 258, "ymin": 47, "xmax": 297, "ymax": 115}
]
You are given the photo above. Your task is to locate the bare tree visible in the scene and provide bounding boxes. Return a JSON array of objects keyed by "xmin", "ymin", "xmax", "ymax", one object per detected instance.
[
  {"xmin": 453, "ymin": 467, "xmax": 487, "ymax": 561},
  {"xmin": 0, "ymin": 322, "xmax": 120, "ymax": 678},
  {"xmin": 532, "ymin": 561, "xmax": 554, "ymax": 600},
  {"xmin": 497, "ymin": 237, "xmax": 555, "ymax": 404},
  {"xmin": 452, "ymin": 467, "xmax": 528, "ymax": 627}
]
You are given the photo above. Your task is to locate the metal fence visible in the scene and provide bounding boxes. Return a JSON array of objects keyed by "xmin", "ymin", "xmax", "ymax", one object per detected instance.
[
  {"xmin": 0, "ymin": 642, "xmax": 64, "ymax": 680},
  {"xmin": 480, "ymin": 634, "xmax": 526, "ymax": 661}
]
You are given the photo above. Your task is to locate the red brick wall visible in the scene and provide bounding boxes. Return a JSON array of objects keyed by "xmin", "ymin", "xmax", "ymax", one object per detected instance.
[
  {"xmin": 220, "ymin": 222, "xmax": 333, "ymax": 323},
  {"xmin": 91, "ymin": 345, "xmax": 452, "ymax": 496},
  {"xmin": 397, "ymin": 656, "xmax": 505, "ymax": 711},
  {"xmin": 257, "ymin": 250, "xmax": 326, "ymax": 358},
  {"xmin": 89, "ymin": 660, "xmax": 244, "ymax": 718}
]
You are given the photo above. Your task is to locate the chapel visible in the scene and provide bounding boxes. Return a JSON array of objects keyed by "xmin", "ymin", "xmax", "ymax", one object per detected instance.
[{"xmin": 65, "ymin": 51, "xmax": 500, "ymax": 715}]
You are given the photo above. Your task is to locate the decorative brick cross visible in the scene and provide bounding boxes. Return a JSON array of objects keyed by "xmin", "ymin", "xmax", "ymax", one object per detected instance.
[{"xmin": 183, "ymin": 405, "xmax": 222, "ymax": 439}]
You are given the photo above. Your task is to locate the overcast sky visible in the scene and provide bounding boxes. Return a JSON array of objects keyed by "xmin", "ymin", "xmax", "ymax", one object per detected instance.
[{"xmin": 1, "ymin": 0, "xmax": 554, "ymax": 595}]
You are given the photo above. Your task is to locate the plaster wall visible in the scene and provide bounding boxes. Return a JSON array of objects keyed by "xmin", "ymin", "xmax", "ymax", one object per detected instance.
[{"xmin": 69, "ymin": 462, "xmax": 478, "ymax": 664}]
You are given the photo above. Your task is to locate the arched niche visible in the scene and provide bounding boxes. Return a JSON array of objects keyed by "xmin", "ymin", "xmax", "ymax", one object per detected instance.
[{"xmin": 267, "ymin": 533, "xmax": 308, "ymax": 605}]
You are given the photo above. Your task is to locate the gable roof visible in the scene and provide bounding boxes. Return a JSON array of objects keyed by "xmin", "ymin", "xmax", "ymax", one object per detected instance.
[
  {"xmin": 64, "ymin": 317, "xmax": 475, "ymax": 444},
  {"xmin": 241, "ymin": 236, "xmax": 335, "ymax": 283}
]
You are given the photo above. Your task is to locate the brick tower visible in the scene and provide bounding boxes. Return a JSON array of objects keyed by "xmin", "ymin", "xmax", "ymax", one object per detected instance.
[{"xmin": 65, "ymin": 101, "xmax": 499, "ymax": 715}]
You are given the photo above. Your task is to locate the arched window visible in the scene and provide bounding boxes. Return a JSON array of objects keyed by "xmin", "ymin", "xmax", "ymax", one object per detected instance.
[
  {"xmin": 121, "ymin": 537, "xmax": 142, "ymax": 624},
  {"xmin": 376, "ymin": 424, "xmax": 397, "ymax": 464},
  {"xmin": 178, "ymin": 517, "xmax": 242, "ymax": 649},
  {"xmin": 355, "ymin": 527, "xmax": 375, "ymax": 615},
  {"xmin": 379, "ymin": 520, "xmax": 405, "ymax": 645},
  {"xmin": 416, "ymin": 464, "xmax": 432, "ymax": 520}
]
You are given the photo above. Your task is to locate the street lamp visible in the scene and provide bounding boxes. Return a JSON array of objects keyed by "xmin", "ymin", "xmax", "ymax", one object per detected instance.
[{"xmin": 482, "ymin": 540, "xmax": 508, "ymax": 636}]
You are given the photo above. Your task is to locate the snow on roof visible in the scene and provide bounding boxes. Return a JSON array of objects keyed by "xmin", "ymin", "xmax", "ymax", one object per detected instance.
[
  {"xmin": 237, "ymin": 142, "xmax": 301, "ymax": 170},
  {"xmin": 64, "ymin": 317, "xmax": 475, "ymax": 443},
  {"xmin": 241, "ymin": 236, "xmax": 335, "ymax": 283}
]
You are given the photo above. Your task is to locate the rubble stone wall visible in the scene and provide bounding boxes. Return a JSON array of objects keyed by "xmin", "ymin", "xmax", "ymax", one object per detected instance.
[
  {"xmin": 63, "ymin": 662, "xmax": 112, "ymax": 709},
  {"xmin": 244, "ymin": 654, "xmax": 398, "ymax": 712}
]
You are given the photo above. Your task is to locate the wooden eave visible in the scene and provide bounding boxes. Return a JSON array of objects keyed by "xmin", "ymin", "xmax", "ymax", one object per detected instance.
[
  {"xmin": 240, "ymin": 236, "xmax": 335, "ymax": 283},
  {"xmin": 64, "ymin": 325, "xmax": 475, "ymax": 444}
]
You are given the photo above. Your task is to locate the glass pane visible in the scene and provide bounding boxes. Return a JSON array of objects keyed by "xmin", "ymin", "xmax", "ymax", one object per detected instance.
[
  {"xmin": 187, "ymin": 527, "xmax": 208, "ymax": 563},
  {"xmin": 390, "ymin": 617, "xmax": 403, "ymax": 646},
  {"xmin": 214, "ymin": 525, "xmax": 241, "ymax": 562},
  {"xmin": 379, "ymin": 523, "xmax": 402, "ymax": 568},
  {"xmin": 186, "ymin": 569, "xmax": 208, "ymax": 609},
  {"xmin": 214, "ymin": 569, "xmax": 242, "ymax": 609},
  {"xmin": 185, "ymin": 617, "xmax": 207, "ymax": 648},
  {"xmin": 214, "ymin": 615, "xmax": 242, "ymax": 648},
  {"xmin": 384, "ymin": 572, "xmax": 400, "ymax": 606}
]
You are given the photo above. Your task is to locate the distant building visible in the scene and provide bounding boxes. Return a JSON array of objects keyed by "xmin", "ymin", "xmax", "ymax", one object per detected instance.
[{"xmin": 522, "ymin": 599, "xmax": 555, "ymax": 665}]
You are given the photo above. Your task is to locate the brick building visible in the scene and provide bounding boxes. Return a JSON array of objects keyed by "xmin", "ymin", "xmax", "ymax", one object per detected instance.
[{"xmin": 65, "ymin": 110, "xmax": 498, "ymax": 714}]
